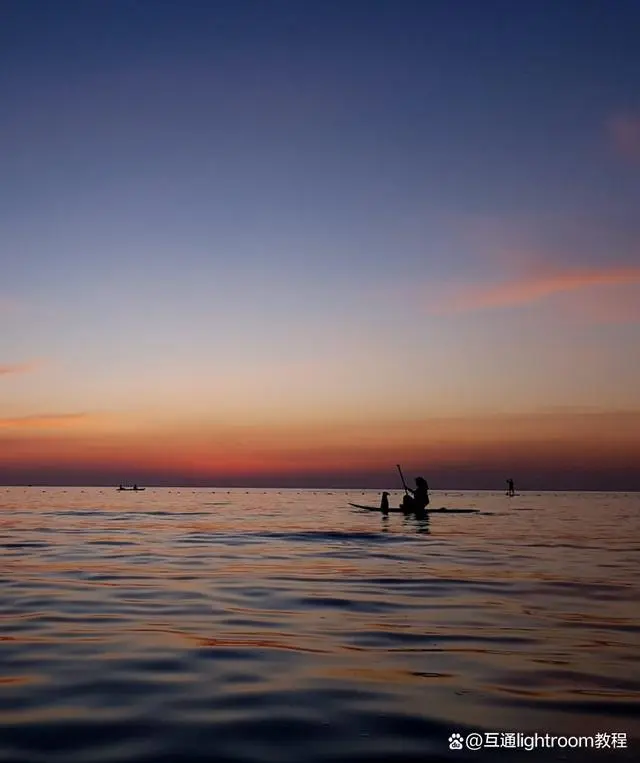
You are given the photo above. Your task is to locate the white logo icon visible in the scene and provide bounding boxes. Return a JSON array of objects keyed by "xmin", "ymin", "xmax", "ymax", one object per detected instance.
[{"xmin": 449, "ymin": 732, "xmax": 464, "ymax": 750}]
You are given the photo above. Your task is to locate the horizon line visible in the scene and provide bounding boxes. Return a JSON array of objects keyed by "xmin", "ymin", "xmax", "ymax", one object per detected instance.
[{"xmin": 2, "ymin": 483, "xmax": 638, "ymax": 493}]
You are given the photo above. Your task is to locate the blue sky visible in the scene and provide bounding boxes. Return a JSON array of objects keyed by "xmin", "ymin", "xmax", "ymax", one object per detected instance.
[{"xmin": 1, "ymin": 0, "xmax": 639, "ymax": 487}]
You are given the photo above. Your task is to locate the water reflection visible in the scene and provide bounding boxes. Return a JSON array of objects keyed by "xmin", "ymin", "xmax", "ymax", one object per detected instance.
[
  {"xmin": 402, "ymin": 515, "xmax": 431, "ymax": 534},
  {"xmin": 0, "ymin": 487, "xmax": 638, "ymax": 763}
]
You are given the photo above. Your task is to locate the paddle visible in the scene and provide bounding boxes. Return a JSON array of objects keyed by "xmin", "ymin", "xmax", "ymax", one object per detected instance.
[{"xmin": 396, "ymin": 464, "xmax": 409, "ymax": 495}]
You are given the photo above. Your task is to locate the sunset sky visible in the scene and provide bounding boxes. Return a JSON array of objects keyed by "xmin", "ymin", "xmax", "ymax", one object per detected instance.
[{"xmin": 1, "ymin": 0, "xmax": 639, "ymax": 489}]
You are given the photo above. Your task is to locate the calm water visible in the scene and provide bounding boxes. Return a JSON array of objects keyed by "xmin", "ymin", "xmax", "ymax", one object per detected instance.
[{"xmin": 1, "ymin": 488, "xmax": 638, "ymax": 763}]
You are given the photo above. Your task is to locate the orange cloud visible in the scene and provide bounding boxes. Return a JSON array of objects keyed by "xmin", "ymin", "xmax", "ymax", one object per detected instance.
[
  {"xmin": 430, "ymin": 264, "xmax": 640, "ymax": 315},
  {"xmin": 0, "ymin": 413, "xmax": 89, "ymax": 429},
  {"xmin": 608, "ymin": 114, "xmax": 640, "ymax": 162}
]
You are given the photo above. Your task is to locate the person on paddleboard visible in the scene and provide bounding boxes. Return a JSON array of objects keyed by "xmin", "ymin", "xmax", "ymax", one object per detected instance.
[
  {"xmin": 401, "ymin": 476, "xmax": 430, "ymax": 512},
  {"xmin": 506, "ymin": 478, "xmax": 515, "ymax": 496}
]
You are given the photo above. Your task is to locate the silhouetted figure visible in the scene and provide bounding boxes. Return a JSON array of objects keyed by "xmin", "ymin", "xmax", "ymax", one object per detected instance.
[
  {"xmin": 401, "ymin": 477, "xmax": 430, "ymax": 513},
  {"xmin": 506, "ymin": 478, "xmax": 515, "ymax": 497},
  {"xmin": 380, "ymin": 491, "xmax": 390, "ymax": 514},
  {"xmin": 133, "ymin": 483, "xmax": 138, "ymax": 491}
]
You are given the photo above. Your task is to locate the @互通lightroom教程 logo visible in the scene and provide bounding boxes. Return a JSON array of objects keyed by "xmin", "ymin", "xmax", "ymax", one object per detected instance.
[{"xmin": 447, "ymin": 731, "xmax": 628, "ymax": 752}]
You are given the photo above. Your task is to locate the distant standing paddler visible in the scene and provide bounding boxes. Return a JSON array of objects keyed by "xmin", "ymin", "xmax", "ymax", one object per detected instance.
[{"xmin": 506, "ymin": 478, "xmax": 515, "ymax": 497}]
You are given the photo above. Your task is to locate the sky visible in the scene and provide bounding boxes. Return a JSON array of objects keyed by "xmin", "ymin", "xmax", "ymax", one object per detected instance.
[{"xmin": 1, "ymin": 0, "xmax": 639, "ymax": 489}]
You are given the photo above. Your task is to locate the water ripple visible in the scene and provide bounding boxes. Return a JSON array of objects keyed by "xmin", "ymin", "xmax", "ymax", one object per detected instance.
[{"xmin": 0, "ymin": 487, "xmax": 638, "ymax": 762}]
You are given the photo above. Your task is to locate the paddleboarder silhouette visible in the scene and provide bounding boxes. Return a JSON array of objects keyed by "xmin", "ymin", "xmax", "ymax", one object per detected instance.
[{"xmin": 397, "ymin": 465, "xmax": 430, "ymax": 513}]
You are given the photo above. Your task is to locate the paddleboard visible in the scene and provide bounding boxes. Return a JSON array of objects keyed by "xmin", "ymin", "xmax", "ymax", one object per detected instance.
[{"xmin": 349, "ymin": 503, "xmax": 480, "ymax": 514}]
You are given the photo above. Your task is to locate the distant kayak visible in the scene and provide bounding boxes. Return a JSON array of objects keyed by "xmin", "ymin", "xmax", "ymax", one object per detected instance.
[
  {"xmin": 117, "ymin": 487, "xmax": 146, "ymax": 491},
  {"xmin": 349, "ymin": 503, "xmax": 479, "ymax": 514}
]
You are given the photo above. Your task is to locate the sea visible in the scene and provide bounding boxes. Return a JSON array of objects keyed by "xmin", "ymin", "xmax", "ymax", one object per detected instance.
[{"xmin": 0, "ymin": 487, "xmax": 638, "ymax": 763}]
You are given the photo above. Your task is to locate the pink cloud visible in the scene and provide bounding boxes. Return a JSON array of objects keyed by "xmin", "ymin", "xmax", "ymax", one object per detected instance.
[
  {"xmin": 430, "ymin": 264, "xmax": 640, "ymax": 315},
  {"xmin": 558, "ymin": 283, "xmax": 640, "ymax": 325},
  {"xmin": 608, "ymin": 114, "xmax": 640, "ymax": 162},
  {"xmin": 0, "ymin": 296, "xmax": 22, "ymax": 313},
  {"xmin": 0, "ymin": 361, "xmax": 41, "ymax": 376}
]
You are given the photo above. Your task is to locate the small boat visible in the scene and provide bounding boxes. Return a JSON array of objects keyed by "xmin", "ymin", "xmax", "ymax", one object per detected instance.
[
  {"xmin": 349, "ymin": 503, "xmax": 479, "ymax": 514},
  {"xmin": 117, "ymin": 485, "xmax": 146, "ymax": 491}
]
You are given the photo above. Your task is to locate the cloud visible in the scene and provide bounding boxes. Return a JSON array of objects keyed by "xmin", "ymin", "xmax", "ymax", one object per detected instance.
[
  {"xmin": 430, "ymin": 264, "xmax": 640, "ymax": 315},
  {"xmin": 0, "ymin": 361, "xmax": 41, "ymax": 376},
  {"xmin": 0, "ymin": 413, "xmax": 89, "ymax": 429},
  {"xmin": 608, "ymin": 114, "xmax": 640, "ymax": 162},
  {"xmin": 559, "ymin": 283, "xmax": 640, "ymax": 325},
  {"xmin": 0, "ymin": 296, "xmax": 23, "ymax": 315}
]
